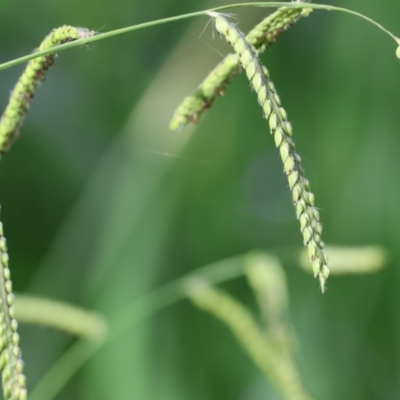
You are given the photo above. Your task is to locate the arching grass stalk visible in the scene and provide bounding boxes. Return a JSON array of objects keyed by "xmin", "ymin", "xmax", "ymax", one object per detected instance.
[
  {"xmin": 29, "ymin": 255, "xmax": 246, "ymax": 400},
  {"xmin": 170, "ymin": 4, "xmax": 312, "ymax": 131},
  {"xmin": 209, "ymin": 11, "xmax": 329, "ymax": 291},
  {"xmin": 245, "ymin": 252, "xmax": 292, "ymax": 349},
  {"xmin": 187, "ymin": 279, "xmax": 312, "ymax": 400},
  {"xmin": 0, "ymin": 216, "xmax": 26, "ymax": 400},
  {"xmin": 0, "ymin": 2, "xmax": 398, "ymax": 73},
  {"xmin": 0, "ymin": 3, "xmax": 397, "ymax": 158},
  {"xmin": 28, "ymin": 246, "xmax": 388, "ymax": 400},
  {"xmin": 0, "ymin": 26, "xmax": 95, "ymax": 156}
]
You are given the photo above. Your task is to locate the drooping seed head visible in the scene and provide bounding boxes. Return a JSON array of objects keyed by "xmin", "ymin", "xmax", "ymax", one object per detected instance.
[
  {"xmin": 209, "ymin": 12, "xmax": 329, "ymax": 292},
  {"xmin": 170, "ymin": 6, "xmax": 313, "ymax": 131},
  {"xmin": 0, "ymin": 26, "xmax": 95, "ymax": 157}
]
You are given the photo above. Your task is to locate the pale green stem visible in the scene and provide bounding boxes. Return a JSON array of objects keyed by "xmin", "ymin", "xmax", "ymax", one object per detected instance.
[
  {"xmin": 0, "ymin": 3, "xmax": 397, "ymax": 72},
  {"xmin": 29, "ymin": 255, "xmax": 246, "ymax": 400},
  {"xmin": 299, "ymin": 245, "xmax": 389, "ymax": 275},
  {"xmin": 29, "ymin": 246, "xmax": 387, "ymax": 400},
  {"xmin": 15, "ymin": 295, "xmax": 108, "ymax": 340},
  {"xmin": 186, "ymin": 279, "xmax": 312, "ymax": 400},
  {"xmin": 245, "ymin": 252, "xmax": 293, "ymax": 352},
  {"xmin": 0, "ymin": 3, "xmax": 397, "ymax": 157}
]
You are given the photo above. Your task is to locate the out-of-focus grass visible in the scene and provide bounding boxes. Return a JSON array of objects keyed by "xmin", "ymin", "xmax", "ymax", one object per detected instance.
[{"xmin": 0, "ymin": 1, "xmax": 400, "ymax": 399}]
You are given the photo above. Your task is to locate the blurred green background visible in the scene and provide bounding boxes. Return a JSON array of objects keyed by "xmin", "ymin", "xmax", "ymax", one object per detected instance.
[{"xmin": 1, "ymin": 0, "xmax": 400, "ymax": 399}]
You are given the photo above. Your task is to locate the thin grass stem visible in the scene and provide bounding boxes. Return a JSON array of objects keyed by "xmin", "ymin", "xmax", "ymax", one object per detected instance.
[
  {"xmin": 29, "ymin": 245, "xmax": 387, "ymax": 400},
  {"xmin": 0, "ymin": 3, "xmax": 397, "ymax": 72},
  {"xmin": 187, "ymin": 279, "xmax": 312, "ymax": 400}
]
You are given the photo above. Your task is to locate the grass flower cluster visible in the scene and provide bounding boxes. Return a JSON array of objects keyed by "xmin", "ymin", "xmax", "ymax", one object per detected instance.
[
  {"xmin": 0, "ymin": 26, "xmax": 95, "ymax": 156},
  {"xmin": 170, "ymin": 5, "xmax": 312, "ymax": 131},
  {"xmin": 0, "ymin": 25, "xmax": 95, "ymax": 399},
  {"xmin": 207, "ymin": 11, "xmax": 329, "ymax": 291},
  {"xmin": 0, "ymin": 219, "xmax": 26, "ymax": 400},
  {"xmin": 0, "ymin": 3, "xmax": 398, "ymax": 399}
]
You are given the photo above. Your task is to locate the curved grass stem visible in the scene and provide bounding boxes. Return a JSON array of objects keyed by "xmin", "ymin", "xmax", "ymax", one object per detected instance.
[
  {"xmin": 29, "ymin": 245, "xmax": 388, "ymax": 400},
  {"xmin": 0, "ymin": 3, "xmax": 398, "ymax": 72}
]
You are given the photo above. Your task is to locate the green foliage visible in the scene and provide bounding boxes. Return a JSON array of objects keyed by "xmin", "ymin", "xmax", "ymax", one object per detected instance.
[
  {"xmin": 0, "ymin": 1, "xmax": 399, "ymax": 400},
  {"xmin": 0, "ymin": 220, "xmax": 26, "ymax": 400}
]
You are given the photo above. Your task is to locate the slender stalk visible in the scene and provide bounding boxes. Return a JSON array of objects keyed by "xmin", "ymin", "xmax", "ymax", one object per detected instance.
[
  {"xmin": 30, "ymin": 255, "xmax": 246, "ymax": 400},
  {"xmin": 0, "ymin": 3, "xmax": 397, "ymax": 72},
  {"xmin": 245, "ymin": 252, "xmax": 291, "ymax": 348},
  {"xmin": 187, "ymin": 279, "xmax": 312, "ymax": 400},
  {"xmin": 29, "ymin": 245, "xmax": 388, "ymax": 400}
]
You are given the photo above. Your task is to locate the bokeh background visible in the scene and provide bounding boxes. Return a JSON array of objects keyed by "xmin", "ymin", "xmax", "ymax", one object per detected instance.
[{"xmin": 1, "ymin": 0, "xmax": 400, "ymax": 399}]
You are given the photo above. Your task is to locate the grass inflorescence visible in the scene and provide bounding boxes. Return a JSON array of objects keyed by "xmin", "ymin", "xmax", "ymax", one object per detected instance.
[
  {"xmin": 0, "ymin": 25, "xmax": 95, "ymax": 400},
  {"xmin": 0, "ymin": 26, "xmax": 95, "ymax": 157},
  {"xmin": 0, "ymin": 3, "xmax": 397, "ymax": 397},
  {"xmin": 0, "ymin": 217, "xmax": 27, "ymax": 400},
  {"xmin": 208, "ymin": 11, "xmax": 329, "ymax": 291},
  {"xmin": 170, "ymin": 4, "xmax": 312, "ymax": 131}
]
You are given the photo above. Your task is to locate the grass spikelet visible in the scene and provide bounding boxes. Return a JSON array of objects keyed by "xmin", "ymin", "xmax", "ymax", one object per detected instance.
[
  {"xmin": 209, "ymin": 11, "xmax": 329, "ymax": 292},
  {"xmin": 0, "ymin": 216, "xmax": 27, "ymax": 400},
  {"xmin": 170, "ymin": 4, "xmax": 312, "ymax": 131},
  {"xmin": 0, "ymin": 26, "xmax": 95, "ymax": 157}
]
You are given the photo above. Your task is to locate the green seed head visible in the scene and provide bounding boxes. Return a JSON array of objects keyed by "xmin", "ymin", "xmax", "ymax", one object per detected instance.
[
  {"xmin": 170, "ymin": 7, "xmax": 312, "ymax": 130},
  {"xmin": 209, "ymin": 11, "xmax": 329, "ymax": 292},
  {"xmin": 0, "ymin": 26, "xmax": 95, "ymax": 157}
]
